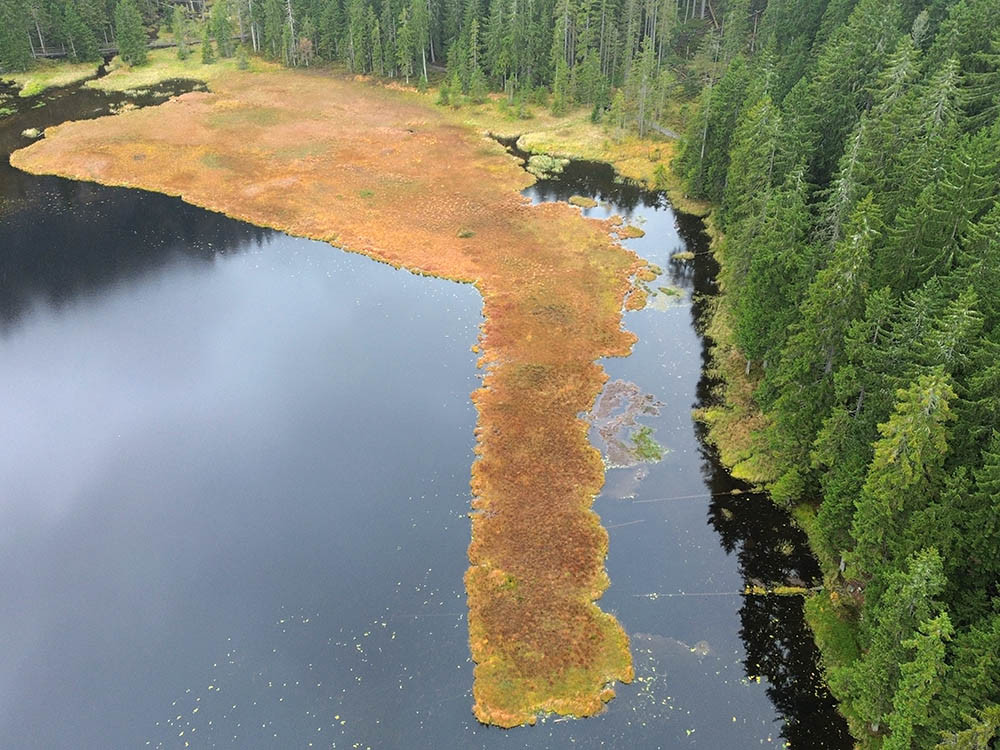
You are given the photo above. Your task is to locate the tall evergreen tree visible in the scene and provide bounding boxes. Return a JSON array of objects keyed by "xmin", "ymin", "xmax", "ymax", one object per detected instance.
[
  {"xmin": 201, "ymin": 21, "xmax": 215, "ymax": 63},
  {"xmin": 884, "ymin": 612, "xmax": 954, "ymax": 750},
  {"xmin": 850, "ymin": 371, "xmax": 955, "ymax": 575},
  {"xmin": 211, "ymin": 0, "xmax": 234, "ymax": 57},
  {"xmin": 62, "ymin": 0, "xmax": 100, "ymax": 61},
  {"xmin": 114, "ymin": 0, "xmax": 147, "ymax": 65},
  {"xmin": 719, "ymin": 91, "xmax": 780, "ymax": 233},
  {"xmin": 0, "ymin": 0, "xmax": 32, "ymax": 72},
  {"xmin": 173, "ymin": 5, "xmax": 189, "ymax": 59},
  {"xmin": 732, "ymin": 164, "xmax": 813, "ymax": 366},
  {"xmin": 765, "ymin": 196, "xmax": 883, "ymax": 497},
  {"xmin": 840, "ymin": 548, "xmax": 948, "ymax": 739},
  {"xmin": 676, "ymin": 55, "xmax": 751, "ymax": 202}
]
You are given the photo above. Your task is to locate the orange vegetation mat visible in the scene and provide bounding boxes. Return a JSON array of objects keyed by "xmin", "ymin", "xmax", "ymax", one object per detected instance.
[{"xmin": 11, "ymin": 68, "xmax": 644, "ymax": 726}]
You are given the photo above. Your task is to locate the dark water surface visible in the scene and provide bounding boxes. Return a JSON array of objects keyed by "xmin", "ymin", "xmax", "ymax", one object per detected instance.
[{"xmin": 0, "ymin": 82, "xmax": 850, "ymax": 748}]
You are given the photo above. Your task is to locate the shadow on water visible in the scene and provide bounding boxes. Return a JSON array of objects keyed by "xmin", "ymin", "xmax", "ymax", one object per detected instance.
[{"xmin": 0, "ymin": 75, "xmax": 267, "ymax": 331}]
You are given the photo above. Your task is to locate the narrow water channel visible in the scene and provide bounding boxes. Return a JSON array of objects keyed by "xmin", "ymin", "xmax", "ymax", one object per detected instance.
[{"xmin": 0, "ymin": 80, "xmax": 849, "ymax": 748}]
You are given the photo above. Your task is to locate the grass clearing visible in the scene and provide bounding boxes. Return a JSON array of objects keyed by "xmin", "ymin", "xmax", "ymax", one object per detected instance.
[
  {"xmin": 2, "ymin": 59, "xmax": 101, "ymax": 97},
  {"xmin": 86, "ymin": 47, "xmax": 279, "ymax": 92},
  {"xmin": 444, "ymin": 94, "xmax": 678, "ymax": 188}
]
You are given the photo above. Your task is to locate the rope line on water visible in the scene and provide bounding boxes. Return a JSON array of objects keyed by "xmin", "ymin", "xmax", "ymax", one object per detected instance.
[
  {"xmin": 633, "ymin": 586, "xmax": 821, "ymax": 599},
  {"xmin": 391, "ymin": 612, "xmax": 466, "ymax": 619},
  {"xmin": 633, "ymin": 591, "xmax": 744, "ymax": 598},
  {"xmin": 606, "ymin": 519, "xmax": 646, "ymax": 528},
  {"xmin": 628, "ymin": 488, "xmax": 758, "ymax": 504}
]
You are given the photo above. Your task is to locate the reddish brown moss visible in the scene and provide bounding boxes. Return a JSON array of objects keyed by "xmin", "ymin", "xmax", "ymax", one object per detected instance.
[
  {"xmin": 624, "ymin": 288, "xmax": 648, "ymax": 311},
  {"xmin": 11, "ymin": 67, "xmax": 641, "ymax": 727}
]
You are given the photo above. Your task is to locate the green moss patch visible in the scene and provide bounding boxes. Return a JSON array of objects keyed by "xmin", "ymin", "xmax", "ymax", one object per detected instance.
[
  {"xmin": 804, "ymin": 590, "xmax": 861, "ymax": 670},
  {"xmin": 631, "ymin": 425, "xmax": 664, "ymax": 462}
]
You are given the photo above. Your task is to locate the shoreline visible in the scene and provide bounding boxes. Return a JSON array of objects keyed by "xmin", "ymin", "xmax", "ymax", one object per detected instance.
[{"xmin": 655, "ymin": 164, "xmax": 858, "ymax": 740}]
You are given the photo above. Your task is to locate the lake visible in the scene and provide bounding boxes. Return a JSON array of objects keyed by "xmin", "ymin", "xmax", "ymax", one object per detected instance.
[{"xmin": 0, "ymin": 78, "xmax": 850, "ymax": 748}]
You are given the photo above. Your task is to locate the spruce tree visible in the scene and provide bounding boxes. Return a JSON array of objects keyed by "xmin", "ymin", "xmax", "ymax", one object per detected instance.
[
  {"xmin": 396, "ymin": 5, "xmax": 414, "ymax": 83},
  {"xmin": 173, "ymin": 5, "xmax": 188, "ymax": 60},
  {"xmin": 793, "ymin": 0, "xmax": 904, "ymax": 185},
  {"xmin": 114, "ymin": 0, "xmax": 147, "ymax": 66},
  {"xmin": 843, "ymin": 548, "xmax": 947, "ymax": 738},
  {"xmin": 0, "ymin": 0, "xmax": 32, "ymax": 72},
  {"xmin": 935, "ymin": 705, "xmax": 1000, "ymax": 750},
  {"xmin": 467, "ymin": 63, "xmax": 487, "ymax": 103},
  {"xmin": 409, "ymin": 0, "xmax": 429, "ymax": 81},
  {"xmin": 719, "ymin": 92, "xmax": 781, "ymax": 234},
  {"xmin": 732, "ymin": 165, "xmax": 813, "ymax": 365},
  {"xmin": 62, "ymin": 0, "xmax": 99, "ymax": 62},
  {"xmin": 624, "ymin": 37, "xmax": 656, "ymax": 137},
  {"xmin": 765, "ymin": 196, "xmax": 883, "ymax": 491},
  {"xmin": 850, "ymin": 371, "xmax": 955, "ymax": 575},
  {"xmin": 960, "ymin": 434, "xmax": 1000, "ymax": 597},
  {"xmin": 963, "ymin": 30, "xmax": 1000, "ymax": 131},
  {"xmin": 370, "ymin": 13, "xmax": 383, "ymax": 75},
  {"xmin": 722, "ymin": 0, "xmax": 750, "ymax": 61},
  {"xmin": 346, "ymin": 0, "xmax": 367, "ymax": 71},
  {"xmin": 262, "ymin": 0, "xmax": 283, "ymax": 59},
  {"xmin": 211, "ymin": 0, "xmax": 233, "ymax": 58},
  {"xmin": 812, "ymin": 289, "xmax": 898, "ymax": 562},
  {"xmin": 201, "ymin": 23, "xmax": 215, "ymax": 64},
  {"xmin": 437, "ymin": 76, "xmax": 451, "ymax": 105},
  {"xmin": 676, "ymin": 56, "xmax": 751, "ymax": 203},
  {"xmin": 884, "ymin": 612, "xmax": 954, "ymax": 750},
  {"xmin": 550, "ymin": 56, "xmax": 569, "ymax": 115}
]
